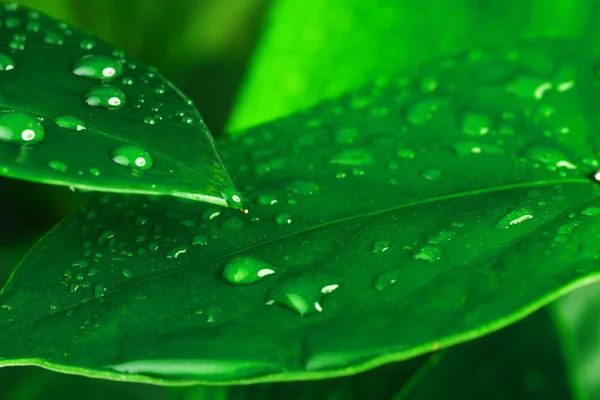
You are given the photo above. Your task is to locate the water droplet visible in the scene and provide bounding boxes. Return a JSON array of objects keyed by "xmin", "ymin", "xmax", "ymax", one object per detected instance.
[
  {"xmin": 452, "ymin": 141, "xmax": 505, "ymax": 156},
  {"xmin": 412, "ymin": 245, "xmax": 442, "ymax": 262},
  {"xmin": 48, "ymin": 160, "xmax": 67, "ymax": 172},
  {"xmin": 202, "ymin": 207, "xmax": 221, "ymax": 220},
  {"xmin": 582, "ymin": 207, "xmax": 600, "ymax": 217},
  {"xmin": 94, "ymin": 283, "xmax": 106, "ymax": 298},
  {"xmin": 557, "ymin": 221, "xmax": 580, "ymax": 235},
  {"xmin": 461, "ymin": 112, "xmax": 491, "ymax": 136},
  {"xmin": 110, "ymin": 145, "xmax": 153, "ymax": 170},
  {"xmin": 285, "ymin": 180, "xmax": 319, "ymax": 195},
  {"xmin": 329, "ymin": 149, "xmax": 375, "ymax": 166},
  {"xmin": 506, "ymin": 75, "xmax": 550, "ymax": 99},
  {"xmin": 334, "ymin": 127, "xmax": 359, "ymax": 144},
  {"xmin": 0, "ymin": 111, "xmax": 44, "ymax": 144},
  {"xmin": 265, "ymin": 272, "xmax": 339, "ymax": 316},
  {"xmin": 0, "ymin": 53, "xmax": 15, "ymax": 71},
  {"xmin": 495, "ymin": 207, "xmax": 533, "ymax": 229},
  {"xmin": 257, "ymin": 193, "xmax": 278, "ymax": 206},
  {"xmin": 373, "ymin": 269, "xmax": 400, "ymax": 290},
  {"xmin": 44, "ymin": 31, "xmax": 64, "ymax": 46},
  {"xmin": 55, "ymin": 115, "xmax": 85, "ymax": 131},
  {"xmin": 222, "ymin": 256, "xmax": 275, "ymax": 285},
  {"xmin": 89, "ymin": 168, "xmax": 100, "ymax": 176},
  {"xmin": 143, "ymin": 116, "xmax": 156, "ymax": 125},
  {"xmin": 273, "ymin": 213, "xmax": 292, "ymax": 226},
  {"xmin": 420, "ymin": 168, "xmax": 442, "ymax": 181},
  {"xmin": 397, "ymin": 148, "xmax": 415, "ymax": 159},
  {"xmin": 524, "ymin": 147, "xmax": 575, "ymax": 170},
  {"xmin": 372, "ymin": 241, "xmax": 390, "ymax": 253},
  {"xmin": 191, "ymin": 234, "xmax": 208, "ymax": 246},
  {"xmin": 84, "ymin": 85, "xmax": 126, "ymax": 109},
  {"xmin": 73, "ymin": 55, "xmax": 124, "ymax": 80},
  {"xmin": 166, "ymin": 246, "xmax": 187, "ymax": 259}
]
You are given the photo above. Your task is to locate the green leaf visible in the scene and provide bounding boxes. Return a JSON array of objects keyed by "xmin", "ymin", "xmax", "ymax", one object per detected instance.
[
  {"xmin": 553, "ymin": 280, "xmax": 600, "ymax": 399},
  {"xmin": 2, "ymin": 39, "xmax": 600, "ymax": 384},
  {"xmin": 0, "ymin": 4, "xmax": 241, "ymax": 208},
  {"xmin": 228, "ymin": 0, "xmax": 594, "ymax": 132},
  {"xmin": 399, "ymin": 309, "xmax": 575, "ymax": 400}
]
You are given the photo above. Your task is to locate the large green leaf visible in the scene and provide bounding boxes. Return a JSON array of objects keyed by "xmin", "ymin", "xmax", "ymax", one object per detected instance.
[
  {"xmin": 2, "ymin": 39, "xmax": 600, "ymax": 384},
  {"xmin": 228, "ymin": 0, "xmax": 594, "ymax": 132},
  {"xmin": 0, "ymin": 4, "xmax": 241, "ymax": 208}
]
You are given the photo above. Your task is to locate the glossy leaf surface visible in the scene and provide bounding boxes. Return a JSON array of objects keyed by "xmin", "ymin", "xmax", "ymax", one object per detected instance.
[
  {"xmin": 3, "ymin": 39, "xmax": 600, "ymax": 384},
  {"xmin": 0, "ymin": 4, "xmax": 240, "ymax": 208}
]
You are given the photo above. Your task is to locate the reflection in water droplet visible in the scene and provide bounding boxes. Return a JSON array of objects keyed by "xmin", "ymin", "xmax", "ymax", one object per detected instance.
[
  {"xmin": 144, "ymin": 116, "xmax": 156, "ymax": 125},
  {"xmin": 0, "ymin": 53, "xmax": 16, "ymax": 71},
  {"xmin": 495, "ymin": 207, "xmax": 533, "ymax": 229},
  {"xmin": 84, "ymin": 85, "xmax": 126, "ymax": 109},
  {"xmin": 265, "ymin": 272, "xmax": 339, "ymax": 316},
  {"xmin": 222, "ymin": 256, "xmax": 275, "ymax": 285},
  {"xmin": 372, "ymin": 241, "xmax": 390, "ymax": 253},
  {"xmin": 55, "ymin": 115, "xmax": 86, "ymax": 131},
  {"xmin": 0, "ymin": 111, "xmax": 45, "ymax": 144},
  {"xmin": 166, "ymin": 246, "xmax": 187, "ymax": 259},
  {"xmin": 73, "ymin": 55, "xmax": 124, "ymax": 80},
  {"xmin": 110, "ymin": 145, "xmax": 153, "ymax": 170},
  {"xmin": 412, "ymin": 245, "xmax": 442, "ymax": 262}
]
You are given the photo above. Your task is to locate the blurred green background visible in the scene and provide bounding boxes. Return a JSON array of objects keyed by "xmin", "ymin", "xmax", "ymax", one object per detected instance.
[{"xmin": 2, "ymin": 0, "xmax": 600, "ymax": 398}]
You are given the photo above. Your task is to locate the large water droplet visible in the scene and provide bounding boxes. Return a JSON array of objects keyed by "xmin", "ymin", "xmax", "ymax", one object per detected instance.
[
  {"xmin": 0, "ymin": 53, "xmax": 15, "ymax": 71},
  {"xmin": 222, "ymin": 256, "xmax": 275, "ymax": 285},
  {"xmin": 110, "ymin": 145, "xmax": 153, "ymax": 170},
  {"xmin": 55, "ymin": 115, "xmax": 86, "ymax": 131},
  {"xmin": 0, "ymin": 111, "xmax": 44, "ymax": 144},
  {"xmin": 265, "ymin": 272, "xmax": 339, "ymax": 316},
  {"xmin": 73, "ymin": 55, "xmax": 124, "ymax": 80},
  {"xmin": 582, "ymin": 207, "xmax": 600, "ymax": 217},
  {"xmin": 84, "ymin": 85, "xmax": 126, "ymax": 109},
  {"xmin": 495, "ymin": 207, "xmax": 533, "ymax": 229}
]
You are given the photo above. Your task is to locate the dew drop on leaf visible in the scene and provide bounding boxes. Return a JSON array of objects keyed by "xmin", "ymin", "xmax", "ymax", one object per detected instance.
[
  {"xmin": 0, "ymin": 111, "xmax": 44, "ymax": 144},
  {"xmin": 84, "ymin": 85, "xmax": 126, "ymax": 109},
  {"xmin": 165, "ymin": 246, "xmax": 187, "ymax": 259},
  {"xmin": 420, "ymin": 168, "xmax": 442, "ymax": 181},
  {"xmin": 73, "ymin": 55, "xmax": 124, "ymax": 80},
  {"xmin": 202, "ymin": 207, "xmax": 221, "ymax": 221},
  {"xmin": 43, "ymin": 31, "xmax": 64, "ymax": 46},
  {"xmin": 495, "ymin": 207, "xmax": 534, "ymax": 229},
  {"xmin": 143, "ymin": 116, "xmax": 156, "ymax": 125},
  {"xmin": 257, "ymin": 193, "xmax": 278, "ymax": 206},
  {"xmin": 190, "ymin": 234, "xmax": 208, "ymax": 246},
  {"xmin": 425, "ymin": 230, "xmax": 457, "ymax": 244},
  {"xmin": 265, "ymin": 272, "xmax": 339, "ymax": 316},
  {"xmin": 54, "ymin": 115, "xmax": 86, "ymax": 131},
  {"xmin": 329, "ymin": 149, "xmax": 376, "ymax": 166},
  {"xmin": 373, "ymin": 269, "xmax": 400, "ymax": 290},
  {"xmin": 397, "ymin": 148, "xmax": 415, "ymax": 159},
  {"xmin": 79, "ymin": 38, "xmax": 96, "ymax": 50},
  {"xmin": 372, "ymin": 240, "xmax": 390, "ymax": 253},
  {"xmin": 461, "ymin": 111, "xmax": 491, "ymax": 136},
  {"xmin": 0, "ymin": 53, "xmax": 15, "ymax": 71},
  {"xmin": 48, "ymin": 160, "xmax": 67, "ymax": 172},
  {"xmin": 273, "ymin": 213, "xmax": 292, "ymax": 226},
  {"xmin": 222, "ymin": 256, "xmax": 275, "ymax": 285},
  {"xmin": 110, "ymin": 145, "xmax": 153, "ymax": 170},
  {"xmin": 582, "ymin": 207, "xmax": 600, "ymax": 217}
]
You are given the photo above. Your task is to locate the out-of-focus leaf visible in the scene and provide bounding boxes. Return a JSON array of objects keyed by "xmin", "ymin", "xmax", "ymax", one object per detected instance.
[
  {"xmin": 0, "ymin": 4, "xmax": 241, "ymax": 208},
  {"xmin": 228, "ymin": 0, "xmax": 594, "ymax": 132}
]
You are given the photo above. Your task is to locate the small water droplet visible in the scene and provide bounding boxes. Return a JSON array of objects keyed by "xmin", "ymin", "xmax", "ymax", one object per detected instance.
[
  {"xmin": 461, "ymin": 112, "xmax": 491, "ymax": 136},
  {"xmin": 425, "ymin": 230, "xmax": 456, "ymax": 244},
  {"xmin": 94, "ymin": 283, "xmax": 106, "ymax": 298},
  {"xmin": 257, "ymin": 193, "xmax": 278, "ymax": 206},
  {"xmin": 582, "ymin": 207, "xmax": 600, "ymax": 217},
  {"xmin": 273, "ymin": 213, "xmax": 292, "ymax": 226},
  {"xmin": 265, "ymin": 272, "xmax": 339, "ymax": 316},
  {"xmin": 191, "ymin": 234, "xmax": 208, "ymax": 246},
  {"xmin": 557, "ymin": 221, "xmax": 580, "ymax": 235},
  {"xmin": 222, "ymin": 256, "xmax": 275, "ymax": 285},
  {"xmin": 452, "ymin": 141, "xmax": 505, "ymax": 156},
  {"xmin": 111, "ymin": 145, "xmax": 152, "ymax": 170},
  {"xmin": 143, "ymin": 116, "xmax": 156, "ymax": 125},
  {"xmin": 285, "ymin": 180, "xmax": 319, "ymax": 195},
  {"xmin": 495, "ymin": 207, "xmax": 533, "ymax": 229},
  {"xmin": 0, "ymin": 53, "xmax": 15, "ymax": 71},
  {"xmin": 412, "ymin": 245, "xmax": 442, "ymax": 262},
  {"xmin": 73, "ymin": 55, "xmax": 124, "ymax": 80},
  {"xmin": 202, "ymin": 207, "xmax": 221, "ymax": 220},
  {"xmin": 0, "ymin": 111, "xmax": 44, "ymax": 144},
  {"xmin": 44, "ymin": 31, "xmax": 64, "ymax": 46},
  {"xmin": 372, "ymin": 241, "xmax": 390, "ymax": 253},
  {"xmin": 84, "ymin": 85, "xmax": 126, "ymax": 109},
  {"xmin": 55, "ymin": 115, "xmax": 86, "ymax": 131},
  {"xmin": 166, "ymin": 246, "xmax": 187, "ymax": 259},
  {"xmin": 89, "ymin": 168, "xmax": 100, "ymax": 176},
  {"xmin": 48, "ymin": 160, "xmax": 67, "ymax": 172},
  {"xmin": 397, "ymin": 148, "xmax": 415, "ymax": 159},
  {"xmin": 373, "ymin": 269, "xmax": 400, "ymax": 290}
]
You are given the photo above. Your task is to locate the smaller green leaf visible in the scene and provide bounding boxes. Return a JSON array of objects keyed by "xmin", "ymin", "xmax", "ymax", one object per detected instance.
[{"xmin": 0, "ymin": 4, "xmax": 241, "ymax": 208}]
